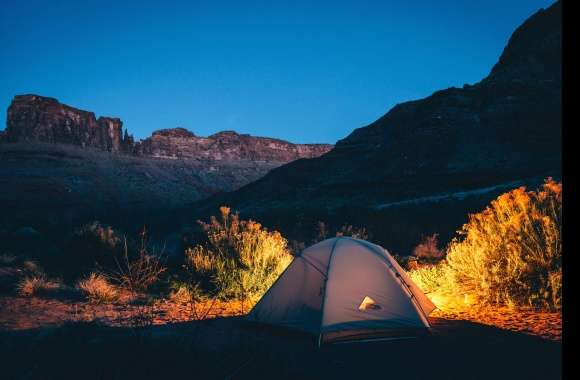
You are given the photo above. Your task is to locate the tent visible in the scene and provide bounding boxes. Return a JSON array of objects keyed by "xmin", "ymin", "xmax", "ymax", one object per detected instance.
[{"xmin": 247, "ymin": 236, "xmax": 436, "ymax": 345}]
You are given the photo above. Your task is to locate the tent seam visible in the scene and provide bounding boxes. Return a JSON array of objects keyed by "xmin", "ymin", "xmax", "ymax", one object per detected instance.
[
  {"xmin": 298, "ymin": 254, "xmax": 328, "ymax": 279},
  {"xmin": 317, "ymin": 237, "xmax": 341, "ymax": 347},
  {"xmin": 348, "ymin": 238, "xmax": 431, "ymax": 325}
]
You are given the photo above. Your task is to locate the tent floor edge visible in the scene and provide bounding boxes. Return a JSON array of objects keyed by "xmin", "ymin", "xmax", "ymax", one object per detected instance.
[{"xmin": 321, "ymin": 327, "xmax": 431, "ymax": 345}]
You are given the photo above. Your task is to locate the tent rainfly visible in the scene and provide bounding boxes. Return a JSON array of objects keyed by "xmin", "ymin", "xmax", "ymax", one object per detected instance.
[{"xmin": 247, "ymin": 237, "xmax": 436, "ymax": 345}]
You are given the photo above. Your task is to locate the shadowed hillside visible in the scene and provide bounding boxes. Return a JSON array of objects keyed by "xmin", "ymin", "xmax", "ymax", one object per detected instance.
[
  {"xmin": 0, "ymin": 96, "xmax": 331, "ymax": 238},
  {"xmin": 189, "ymin": 2, "xmax": 561, "ymax": 254}
]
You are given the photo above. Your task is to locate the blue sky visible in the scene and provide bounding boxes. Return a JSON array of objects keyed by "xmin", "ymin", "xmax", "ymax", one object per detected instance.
[{"xmin": 0, "ymin": 0, "xmax": 555, "ymax": 144}]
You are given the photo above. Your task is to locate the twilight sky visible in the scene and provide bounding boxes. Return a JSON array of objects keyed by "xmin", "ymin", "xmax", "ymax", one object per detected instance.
[{"xmin": 0, "ymin": 0, "xmax": 555, "ymax": 144}]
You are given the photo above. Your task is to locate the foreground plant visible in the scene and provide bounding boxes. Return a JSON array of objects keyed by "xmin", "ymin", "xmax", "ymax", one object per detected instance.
[
  {"xmin": 185, "ymin": 207, "xmax": 292, "ymax": 302},
  {"xmin": 105, "ymin": 229, "xmax": 166, "ymax": 294},
  {"xmin": 77, "ymin": 273, "xmax": 119, "ymax": 304},
  {"xmin": 17, "ymin": 275, "xmax": 62, "ymax": 297},
  {"xmin": 410, "ymin": 178, "xmax": 562, "ymax": 310}
]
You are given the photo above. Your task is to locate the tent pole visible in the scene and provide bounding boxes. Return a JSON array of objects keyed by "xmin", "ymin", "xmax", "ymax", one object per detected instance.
[{"xmin": 316, "ymin": 238, "xmax": 341, "ymax": 349}]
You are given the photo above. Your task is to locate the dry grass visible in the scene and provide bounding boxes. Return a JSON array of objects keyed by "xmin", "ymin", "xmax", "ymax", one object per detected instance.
[
  {"xmin": 410, "ymin": 178, "xmax": 562, "ymax": 311},
  {"xmin": 77, "ymin": 273, "xmax": 119, "ymax": 304},
  {"xmin": 185, "ymin": 206, "xmax": 292, "ymax": 300},
  {"xmin": 169, "ymin": 285, "xmax": 196, "ymax": 304},
  {"xmin": 17, "ymin": 276, "xmax": 62, "ymax": 297}
]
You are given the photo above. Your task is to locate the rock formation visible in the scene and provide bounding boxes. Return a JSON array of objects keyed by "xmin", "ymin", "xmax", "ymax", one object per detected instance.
[
  {"xmin": 3, "ymin": 96, "xmax": 332, "ymax": 162},
  {"xmin": 135, "ymin": 128, "xmax": 332, "ymax": 161},
  {"xmin": 0, "ymin": 94, "xmax": 332, "ymax": 235},
  {"xmin": 5, "ymin": 95, "xmax": 134, "ymax": 153}
]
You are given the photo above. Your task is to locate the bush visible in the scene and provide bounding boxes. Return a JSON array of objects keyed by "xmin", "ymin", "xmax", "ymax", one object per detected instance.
[
  {"xmin": 17, "ymin": 275, "xmax": 62, "ymax": 297},
  {"xmin": 412, "ymin": 233, "xmax": 444, "ymax": 262},
  {"xmin": 185, "ymin": 207, "xmax": 292, "ymax": 300},
  {"xmin": 335, "ymin": 224, "xmax": 369, "ymax": 240},
  {"xmin": 105, "ymin": 230, "xmax": 166, "ymax": 294},
  {"xmin": 77, "ymin": 273, "xmax": 119, "ymax": 304},
  {"xmin": 312, "ymin": 221, "xmax": 369, "ymax": 243},
  {"xmin": 169, "ymin": 284, "xmax": 195, "ymax": 304},
  {"xmin": 75, "ymin": 221, "xmax": 120, "ymax": 249},
  {"xmin": 65, "ymin": 221, "xmax": 123, "ymax": 274},
  {"xmin": 410, "ymin": 179, "xmax": 562, "ymax": 310}
]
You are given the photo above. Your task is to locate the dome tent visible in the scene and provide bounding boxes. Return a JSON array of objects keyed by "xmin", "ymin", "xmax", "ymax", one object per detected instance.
[{"xmin": 247, "ymin": 237, "xmax": 436, "ymax": 345}]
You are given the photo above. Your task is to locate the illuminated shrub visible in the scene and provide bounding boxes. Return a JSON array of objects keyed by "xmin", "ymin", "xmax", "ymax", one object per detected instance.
[
  {"xmin": 185, "ymin": 207, "xmax": 292, "ymax": 300},
  {"xmin": 77, "ymin": 273, "xmax": 118, "ymax": 304},
  {"xmin": 410, "ymin": 178, "xmax": 562, "ymax": 310},
  {"xmin": 17, "ymin": 275, "xmax": 62, "ymax": 297}
]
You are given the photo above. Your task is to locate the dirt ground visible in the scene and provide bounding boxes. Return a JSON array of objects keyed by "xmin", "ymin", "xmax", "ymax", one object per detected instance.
[
  {"xmin": 431, "ymin": 307, "xmax": 561, "ymax": 341},
  {"xmin": 0, "ymin": 295, "xmax": 247, "ymax": 330},
  {"xmin": 0, "ymin": 295, "xmax": 562, "ymax": 379},
  {"xmin": 0, "ymin": 295, "xmax": 562, "ymax": 340}
]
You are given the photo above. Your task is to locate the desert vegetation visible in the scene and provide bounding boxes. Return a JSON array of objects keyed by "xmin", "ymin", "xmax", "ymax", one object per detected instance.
[
  {"xmin": 184, "ymin": 207, "xmax": 292, "ymax": 302},
  {"xmin": 103, "ymin": 230, "xmax": 167, "ymax": 294},
  {"xmin": 17, "ymin": 275, "xmax": 62, "ymax": 297},
  {"xmin": 76, "ymin": 273, "xmax": 119, "ymax": 304},
  {"xmin": 409, "ymin": 178, "xmax": 562, "ymax": 311},
  {"xmin": 0, "ymin": 184, "xmax": 563, "ymax": 341},
  {"xmin": 312, "ymin": 221, "xmax": 369, "ymax": 243},
  {"xmin": 412, "ymin": 234, "xmax": 445, "ymax": 262}
]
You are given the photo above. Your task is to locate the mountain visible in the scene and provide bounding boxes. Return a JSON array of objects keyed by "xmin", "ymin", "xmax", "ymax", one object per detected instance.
[
  {"xmin": 3, "ymin": 94, "xmax": 331, "ymax": 161},
  {"xmin": 191, "ymin": 2, "xmax": 562, "ymax": 253},
  {"xmin": 0, "ymin": 96, "xmax": 332, "ymax": 236}
]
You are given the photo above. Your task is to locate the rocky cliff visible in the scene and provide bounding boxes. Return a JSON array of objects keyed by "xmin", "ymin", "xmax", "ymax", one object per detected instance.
[
  {"xmin": 0, "ymin": 96, "xmax": 331, "ymax": 236},
  {"xmin": 135, "ymin": 128, "xmax": 331, "ymax": 161},
  {"xmin": 191, "ymin": 2, "xmax": 562, "ymax": 253},
  {"xmin": 5, "ymin": 95, "xmax": 134, "ymax": 153},
  {"xmin": 3, "ymin": 96, "xmax": 332, "ymax": 162}
]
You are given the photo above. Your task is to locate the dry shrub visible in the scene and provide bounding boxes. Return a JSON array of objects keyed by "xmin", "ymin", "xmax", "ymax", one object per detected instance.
[
  {"xmin": 413, "ymin": 234, "xmax": 444, "ymax": 262},
  {"xmin": 168, "ymin": 282, "xmax": 205, "ymax": 304},
  {"xmin": 167, "ymin": 282, "xmax": 219, "ymax": 320},
  {"xmin": 313, "ymin": 221, "xmax": 369, "ymax": 243},
  {"xmin": 77, "ymin": 273, "xmax": 119, "ymax": 304},
  {"xmin": 17, "ymin": 276, "xmax": 61, "ymax": 297},
  {"xmin": 314, "ymin": 221, "xmax": 328, "ymax": 243},
  {"xmin": 336, "ymin": 224, "xmax": 369, "ymax": 240},
  {"xmin": 75, "ymin": 221, "xmax": 120, "ymax": 249},
  {"xmin": 65, "ymin": 221, "xmax": 123, "ymax": 275},
  {"xmin": 185, "ymin": 207, "xmax": 292, "ymax": 300},
  {"xmin": 105, "ymin": 230, "xmax": 166, "ymax": 293},
  {"xmin": 410, "ymin": 179, "xmax": 562, "ymax": 310},
  {"xmin": 169, "ymin": 285, "xmax": 195, "ymax": 304}
]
